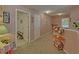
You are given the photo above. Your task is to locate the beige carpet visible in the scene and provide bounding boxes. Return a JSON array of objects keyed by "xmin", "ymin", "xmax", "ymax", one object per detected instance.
[{"xmin": 14, "ymin": 32, "xmax": 65, "ymax": 54}]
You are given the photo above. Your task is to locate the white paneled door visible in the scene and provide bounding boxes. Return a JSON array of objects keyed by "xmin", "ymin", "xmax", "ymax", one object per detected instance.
[{"xmin": 17, "ymin": 10, "xmax": 29, "ymax": 47}]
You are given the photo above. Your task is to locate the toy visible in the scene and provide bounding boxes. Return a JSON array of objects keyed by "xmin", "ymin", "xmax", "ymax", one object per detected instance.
[
  {"xmin": 53, "ymin": 35, "xmax": 65, "ymax": 50},
  {"xmin": 52, "ymin": 25, "xmax": 65, "ymax": 50}
]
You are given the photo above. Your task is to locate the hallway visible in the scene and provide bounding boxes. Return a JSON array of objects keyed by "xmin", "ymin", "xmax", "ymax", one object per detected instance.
[{"xmin": 14, "ymin": 32, "xmax": 65, "ymax": 54}]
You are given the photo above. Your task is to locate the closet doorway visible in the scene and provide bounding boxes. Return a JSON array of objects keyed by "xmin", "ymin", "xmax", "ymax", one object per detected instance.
[{"xmin": 34, "ymin": 14, "xmax": 40, "ymax": 40}]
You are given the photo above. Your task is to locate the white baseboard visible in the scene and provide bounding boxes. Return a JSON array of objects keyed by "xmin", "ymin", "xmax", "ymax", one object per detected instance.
[
  {"xmin": 30, "ymin": 30, "xmax": 52, "ymax": 43},
  {"xmin": 30, "ymin": 37, "xmax": 39, "ymax": 43},
  {"xmin": 39, "ymin": 30, "xmax": 52, "ymax": 39},
  {"xmin": 63, "ymin": 49, "xmax": 69, "ymax": 54}
]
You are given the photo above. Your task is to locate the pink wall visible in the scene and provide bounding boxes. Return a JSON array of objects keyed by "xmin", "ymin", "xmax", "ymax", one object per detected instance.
[
  {"xmin": 40, "ymin": 14, "xmax": 52, "ymax": 35},
  {"xmin": 51, "ymin": 15, "xmax": 70, "ymax": 27},
  {"xmin": 70, "ymin": 6, "xmax": 79, "ymax": 53},
  {"xmin": 51, "ymin": 15, "xmax": 62, "ymax": 26}
]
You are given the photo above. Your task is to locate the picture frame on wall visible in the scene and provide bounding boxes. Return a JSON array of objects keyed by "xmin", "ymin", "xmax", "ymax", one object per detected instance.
[{"xmin": 3, "ymin": 12, "xmax": 10, "ymax": 23}]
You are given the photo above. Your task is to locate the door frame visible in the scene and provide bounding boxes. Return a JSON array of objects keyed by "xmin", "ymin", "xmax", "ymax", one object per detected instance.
[{"xmin": 15, "ymin": 9, "xmax": 31, "ymax": 48}]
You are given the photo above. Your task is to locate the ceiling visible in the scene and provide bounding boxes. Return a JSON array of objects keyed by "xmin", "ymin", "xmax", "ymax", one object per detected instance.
[{"xmin": 24, "ymin": 5, "xmax": 73, "ymax": 16}]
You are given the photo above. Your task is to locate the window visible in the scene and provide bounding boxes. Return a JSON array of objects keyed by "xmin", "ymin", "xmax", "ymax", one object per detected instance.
[{"xmin": 62, "ymin": 18, "xmax": 70, "ymax": 28}]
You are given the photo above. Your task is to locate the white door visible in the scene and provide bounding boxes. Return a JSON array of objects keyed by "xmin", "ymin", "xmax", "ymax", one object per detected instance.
[
  {"xmin": 17, "ymin": 10, "xmax": 29, "ymax": 47},
  {"xmin": 34, "ymin": 14, "xmax": 40, "ymax": 40}
]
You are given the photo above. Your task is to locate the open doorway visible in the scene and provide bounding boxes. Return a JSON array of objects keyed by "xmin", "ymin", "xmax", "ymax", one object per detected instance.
[{"xmin": 15, "ymin": 9, "xmax": 30, "ymax": 48}]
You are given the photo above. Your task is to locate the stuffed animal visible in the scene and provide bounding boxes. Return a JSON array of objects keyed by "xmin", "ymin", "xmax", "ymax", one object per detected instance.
[{"xmin": 53, "ymin": 35, "xmax": 65, "ymax": 50}]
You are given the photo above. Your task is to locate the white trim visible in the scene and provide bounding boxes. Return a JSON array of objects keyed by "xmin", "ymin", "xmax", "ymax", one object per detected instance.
[
  {"xmin": 15, "ymin": 9, "xmax": 17, "ymax": 49},
  {"xmin": 15, "ymin": 9, "xmax": 31, "ymax": 48},
  {"xmin": 63, "ymin": 49, "xmax": 69, "ymax": 54},
  {"xmin": 16, "ymin": 9, "xmax": 29, "ymax": 13},
  {"xmin": 28, "ymin": 12, "xmax": 31, "ymax": 43},
  {"xmin": 39, "ymin": 30, "xmax": 52, "ymax": 39}
]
